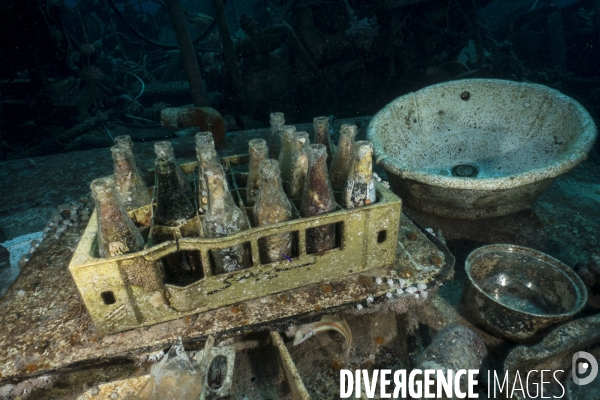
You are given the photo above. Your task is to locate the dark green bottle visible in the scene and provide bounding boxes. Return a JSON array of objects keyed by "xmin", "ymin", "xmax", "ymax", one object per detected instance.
[
  {"xmin": 153, "ymin": 157, "xmax": 201, "ymax": 286},
  {"xmin": 154, "ymin": 141, "xmax": 190, "ymax": 195},
  {"xmin": 154, "ymin": 157, "xmax": 195, "ymax": 227}
]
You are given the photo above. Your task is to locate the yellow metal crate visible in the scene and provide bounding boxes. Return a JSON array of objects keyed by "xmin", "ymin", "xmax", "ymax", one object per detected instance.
[{"xmin": 69, "ymin": 155, "xmax": 402, "ymax": 335}]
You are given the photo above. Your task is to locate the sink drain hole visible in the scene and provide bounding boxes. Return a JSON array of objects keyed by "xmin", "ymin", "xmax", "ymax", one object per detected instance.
[{"xmin": 452, "ymin": 164, "xmax": 479, "ymax": 177}]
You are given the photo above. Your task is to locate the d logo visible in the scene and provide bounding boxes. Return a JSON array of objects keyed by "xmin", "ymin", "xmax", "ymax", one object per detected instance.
[{"xmin": 572, "ymin": 351, "xmax": 598, "ymax": 386}]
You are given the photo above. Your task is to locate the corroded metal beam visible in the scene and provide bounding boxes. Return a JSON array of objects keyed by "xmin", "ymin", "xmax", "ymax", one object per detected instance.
[{"xmin": 165, "ymin": 0, "xmax": 207, "ymax": 107}]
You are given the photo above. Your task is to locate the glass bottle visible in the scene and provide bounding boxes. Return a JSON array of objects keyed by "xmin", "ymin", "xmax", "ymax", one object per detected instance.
[
  {"xmin": 114, "ymin": 135, "xmax": 150, "ymax": 185},
  {"xmin": 313, "ymin": 116, "xmax": 331, "ymax": 160},
  {"xmin": 268, "ymin": 112, "xmax": 285, "ymax": 159},
  {"xmin": 154, "ymin": 141, "xmax": 190, "ymax": 194},
  {"xmin": 287, "ymin": 132, "xmax": 310, "ymax": 199},
  {"xmin": 90, "ymin": 177, "xmax": 144, "ymax": 258},
  {"xmin": 278, "ymin": 125, "xmax": 297, "ymax": 183},
  {"xmin": 154, "ymin": 157, "xmax": 196, "ymax": 226},
  {"xmin": 301, "ymin": 144, "xmax": 337, "ymax": 253},
  {"xmin": 246, "ymin": 139, "xmax": 268, "ymax": 206},
  {"xmin": 203, "ymin": 163, "xmax": 250, "ymax": 274},
  {"xmin": 329, "ymin": 124, "xmax": 357, "ymax": 191},
  {"xmin": 153, "ymin": 157, "xmax": 202, "ymax": 286},
  {"xmin": 111, "ymin": 145, "xmax": 152, "ymax": 211},
  {"xmin": 254, "ymin": 159, "xmax": 293, "ymax": 263},
  {"xmin": 196, "ymin": 132, "xmax": 218, "ymax": 213},
  {"xmin": 343, "ymin": 141, "xmax": 377, "ymax": 209}
]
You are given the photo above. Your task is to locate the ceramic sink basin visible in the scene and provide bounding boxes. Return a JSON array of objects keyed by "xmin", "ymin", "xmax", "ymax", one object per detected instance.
[{"xmin": 367, "ymin": 79, "xmax": 598, "ymax": 219}]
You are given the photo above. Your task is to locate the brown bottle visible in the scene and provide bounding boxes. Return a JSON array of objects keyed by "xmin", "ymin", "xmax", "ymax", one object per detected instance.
[
  {"xmin": 195, "ymin": 132, "xmax": 218, "ymax": 213},
  {"xmin": 90, "ymin": 177, "xmax": 144, "ymax": 258},
  {"xmin": 343, "ymin": 141, "xmax": 376, "ymax": 209},
  {"xmin": 154, "ymin": 158, "xmax": 196, "ymax": 227},
  {"xmin": 278, "ymin": 125, "xmax": 297, "ymax": 182},
  {"xmin": 114, "ymin": 135, "xmax": 150, "ymax": 185},
  {"xmin": 246, "ymin": 139, "xmax": 268, "ymax": 206},
  {"xmin": 111, "ymin": 145, "xmax": 152, "ymax": 211},
  {"xmin": 268, "ymin": 112, "xmax": 285, "ymax": 159},
  {"xmin": 329, "ymin": 124, "xmax": 357, "ymax": 191},
  {"xmin": 287, "ymin": 132, "xmax": 310, "ymax": 199},
  {"xmin": 301, "ymin": 144, "xmax": 337, "ymax": 253},
  {"xmin": 253, "ymin": 160, "xmax": 293, "ymax": 263},
  {"xmin": 154, "ymin": 141, "xmax": 190, "ymax": 194},
  {"xmin": 203, "ymin": 163, "xmax": 250, "ymax": 274}
]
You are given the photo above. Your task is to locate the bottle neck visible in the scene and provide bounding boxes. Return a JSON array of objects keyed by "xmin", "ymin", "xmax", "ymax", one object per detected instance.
[
  {"xmin": 155, "ymin": 159, "xmax": 194, "ymax": 225},
  {"xmin": 338, "ymin": 132, "xmax": 356, "ymax": 154},
  {"xmin": 91, "ymin": 178, "xmax": 116, "ymax": 203},
  {"xmin": 291, "ymin": 132, "xmax": 309, "ymax": 153},
  {"xmin": 195, "ymin": 132, "xmax": 213, "ymax": 148},
  {"xmin": 249, "ymin": 140, "xmax": 268, "ymax": 168},
  {"xmin": 260, "ymin": 170, "xmax": 283, "ymax": 194},
  {"xmin": 308, "ymin": 152, "xmax": 328, "ymax": 184},
  {"xmin": 156, "ymin": 167, "xmax": 182, "ymax": 193},
  {"xmin": 155, "ymin": 142, "xmax": 175, "ymax": 160},
  {"xmin": 207, "ymin": 173, "xmax": 236, "ymax": 215},
  {"xmin": 270, "ymin": 112, "xmax": 285, "ymax": 127},
  {"xmin": 313, "ymin": 117, "xmax": 329, "ymax": 145},
  {"xmin": 113, "ymin": 156, "xmax": 134, "ymax": 181},
  {"xmin": 112, "ymin": 145, "xmax": 137, "ymax": 179},
  {"xmin": 351, "ymin": 143, "xmax": 373, "ymax": 182},
  {"xmin": 196, "ymin": 146, "xmax": 217, "ymax": 169}
]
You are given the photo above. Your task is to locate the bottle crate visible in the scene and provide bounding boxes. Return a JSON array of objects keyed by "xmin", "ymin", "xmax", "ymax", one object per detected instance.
[{"xmin": 69, "ymin": 154, "xmax": 402, "ymax": 335}]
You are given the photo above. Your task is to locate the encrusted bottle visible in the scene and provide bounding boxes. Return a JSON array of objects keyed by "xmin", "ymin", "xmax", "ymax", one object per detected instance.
[
  {"xmin": 196, "ymin": 132, "xmax": 218, "ymax": 213},
  {"xmin": 329, "ymin": 124, "xmax": 357, "ymax": 191},
  {"xmin": 301, "ymin": 144, "xmax": 337, "ymax": 253},
  {"xmin": 154, "ymin": 158, "xmax": 202, "ymax": 286},
  {"xmin": 111, "ymin": 145, "xmax": 152, "ymax": 211},
  {"xmin": 154, "ymin": 141, "xmax": 190, "ymax": 194},
  {"xmin": 114, "ymin": 135, "xmax": 150, "ymax": 185},
  {"xmin": 203, "ymin": 163, "xmax": 250, "ymax": 274},
  {"xmin": 246, "ymin": 139, "xmax": 268, "ymax": 206},
  {"xmin": 154, "ymin": 157, "xmax": 196, "ymax": 227},
  {"xmin": 268, "ymin": 112, "xmax": 285, "ymax": 159},
  {"xmin": 278, "ymin": 125, "xmax": 297, "ymax": 182},
  {"xmin": 343, "ymin": 141, "xmax": 376, "ymax": 209},
  {"xmin": 90, "ymin": 177, "xmax": 144, "ymax": 258},
  {"xmin": 313, "ymin": 116, "xmax": 331, "ymax": 160},
  {"xmin": 287, "ymin": 132, "xmax": 310, "ymax": 199},
  {"xmin": 254, "ymin": 160, "xmax": 293, "ymax": 263}
]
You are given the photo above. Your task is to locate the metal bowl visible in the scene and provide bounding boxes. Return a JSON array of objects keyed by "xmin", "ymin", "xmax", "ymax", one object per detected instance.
[{"xmin": 463, "ymin": 244, "xmax": 587, "ymax": 343}]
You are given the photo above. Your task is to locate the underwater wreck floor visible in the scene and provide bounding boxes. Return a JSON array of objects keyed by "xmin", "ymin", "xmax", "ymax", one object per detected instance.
[{"xmin": 0, "ymin": 117, "xmax": 599, "ymax": 399}]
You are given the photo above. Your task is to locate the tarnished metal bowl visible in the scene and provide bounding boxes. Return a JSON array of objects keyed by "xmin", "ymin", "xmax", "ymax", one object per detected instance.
[
  {"xmin": 463, "ymin": 244, "xmax": 587, "ymax": 343},
  {"xmin": 367, "ymin": 79, "xmax": 598, "ymax": 219}
]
